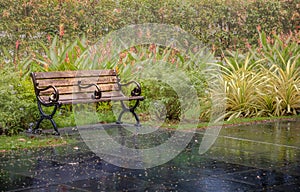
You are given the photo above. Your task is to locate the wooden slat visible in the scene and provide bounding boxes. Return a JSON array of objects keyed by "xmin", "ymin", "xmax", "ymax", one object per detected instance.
[
  {"xmin": 39, "ymin": 83, "xmax": 119, "ymax": 95},
  {"xmin": 34, "ymin": 69, "xmax": 116, "ymax": 79},
  {"xmin": 36, "ymin": 76, "xmax": 118, "ymax": 87}
]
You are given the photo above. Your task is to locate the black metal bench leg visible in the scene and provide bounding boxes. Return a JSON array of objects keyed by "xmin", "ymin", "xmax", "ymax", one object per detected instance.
[
  {"xmin": 33, "ymin": 116, "xmax": 44, "ymax": 134},
  {"xmin": 116, "ymin": 100, "xmax": 141, "ymax": 126},
  {"xmin": 116, "ymin": 110, "xmax": 126, "ymax": 125},
  {"xmin": 131, "ymin": 109, "xmax": 141, "ymax": 127},
  {"xmin": 33, "ymin": 102, "xmax": 60, "ymax": 135},
  {"xmin": 50, "ymin": 119, "xmax": 60, "ymax": 136}
]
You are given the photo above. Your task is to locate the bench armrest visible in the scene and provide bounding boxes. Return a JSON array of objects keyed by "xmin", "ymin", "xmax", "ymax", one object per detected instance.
[
  {"xmin": 35, "ymin": 84, "xmax": 60, "ymax": 106},
  {"xmin": 78, "ymin": 81, "xmax": 102, "ymax": 99},
  {"xmin": 118, "ymin": 80, "xmax": 142, "ymax": 96}
]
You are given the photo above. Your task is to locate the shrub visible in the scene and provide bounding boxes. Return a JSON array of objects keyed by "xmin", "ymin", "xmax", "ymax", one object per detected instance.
[
  {"xmin": 214, "ymin": 51, "xmax": 267, "ymax": 120},
  {"xmin": 212, "ymin": 31, "xmax": 300, "ymax": 120},
  {"xmin": 0, "ymin": 67, "xmax": 38, "ymax": 135},
  {"xmin": 0, "ymin": 0, "xmax": 297, "ymax": 55},
  {"xmin": 114, "ymin": 44, "xmax": 213, "ymax": 122},
  {"xmin": 265, "ymin": 62, "xmax": 300, "ymax": 116},
  {"xmin": 31, "ymin": 36, "xmax": 89, "ymax": 71},
  {"xmin": 257, "ymin": 31, "xmax": 300, "ymax": 116}
]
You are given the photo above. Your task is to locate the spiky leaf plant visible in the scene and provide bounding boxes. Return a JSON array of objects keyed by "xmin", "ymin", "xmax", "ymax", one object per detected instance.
[
  {"xmin": 263, "ymin": 55, "xmax": 300, "ymax": 116},
  {"xmin": 215, "ymin": 52, "xmax": 267, "ymax": 120},
  {"xmin": 32, "ymin": 36, "xmax": 88, "ymax": 71},
  {"xmin": 256, "ymin": 31, "xmax": 300, "ymax": 116}
]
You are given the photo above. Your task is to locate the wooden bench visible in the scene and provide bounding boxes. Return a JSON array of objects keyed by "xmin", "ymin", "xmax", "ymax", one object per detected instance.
[{"xmin": 31, "ymin": 69, "xmax": 144, "ymax": 135}]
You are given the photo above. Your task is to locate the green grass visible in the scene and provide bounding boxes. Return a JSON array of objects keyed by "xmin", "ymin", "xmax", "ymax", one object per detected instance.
[
  {"xmin": 220, "ymin": 115, "xmax": 300, "ymax": 126},
  {"xmin": 160, "ymin": 115, "xmax": 300, "ymax": 130},
  {"xmin": 0, "ymin": 135, "xmax": 77, "ymax": 152}
]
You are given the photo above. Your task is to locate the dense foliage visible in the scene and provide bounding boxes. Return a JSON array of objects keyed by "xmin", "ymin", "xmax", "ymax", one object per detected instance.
[
  {"xmin": 214, "ymin": 31, "xmax": 300, "ymax": 119},
  {"xmin": 0, "ymin": 0, "xmax": 299, "ymax": 135},
  {"xmin": 0, "ymin": 67, "xmax": 37, "ymax": 135},
  {"xmin": 0, "ymin": 0, "xmax": 298, "ymax": 53}
]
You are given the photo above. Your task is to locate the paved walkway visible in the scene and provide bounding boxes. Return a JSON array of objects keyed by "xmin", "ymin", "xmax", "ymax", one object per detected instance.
[{"xmin": 0, "ymin": 120, "xmax": 299, "ymax": 191}]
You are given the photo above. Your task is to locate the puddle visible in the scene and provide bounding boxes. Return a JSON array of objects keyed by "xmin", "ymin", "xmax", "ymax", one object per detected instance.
[{"xmin": 0, "ymin": 120, "xmax": 300, "ymax": 191}]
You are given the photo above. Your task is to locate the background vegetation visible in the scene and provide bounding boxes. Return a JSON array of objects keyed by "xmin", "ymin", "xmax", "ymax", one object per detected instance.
[
  {"xmin": 0, "ymin": 0, "xmax": 298, "ymax": 52},
  {"xmin": 0, "ymin": 0, "xmax": 299, "ymax": 135}
]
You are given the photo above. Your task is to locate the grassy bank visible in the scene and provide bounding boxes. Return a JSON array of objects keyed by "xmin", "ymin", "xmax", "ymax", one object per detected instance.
[
  {"xmin": 163, "ymin": 115, "xmax": 300, "ymax": 131},
  {"xmin": 0, "ymin": 134, "xmax": 76, "ymax": 152}
]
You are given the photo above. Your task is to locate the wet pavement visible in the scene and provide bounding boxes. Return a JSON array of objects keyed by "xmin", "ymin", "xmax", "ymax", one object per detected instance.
[{"xmin": 1, "ymin": 120, "xmax": 300, "ymax": 191}]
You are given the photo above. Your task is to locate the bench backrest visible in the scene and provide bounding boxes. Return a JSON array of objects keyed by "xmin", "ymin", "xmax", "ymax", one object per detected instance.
[{"xmin": 31, "ymin": 69, "xmax": 123, "ymax": 103}]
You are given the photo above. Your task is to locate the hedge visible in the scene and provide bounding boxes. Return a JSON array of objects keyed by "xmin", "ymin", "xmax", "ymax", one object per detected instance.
[{"xmin": 0, "ymin": 0, "xmax": 299, "ymax": 54}]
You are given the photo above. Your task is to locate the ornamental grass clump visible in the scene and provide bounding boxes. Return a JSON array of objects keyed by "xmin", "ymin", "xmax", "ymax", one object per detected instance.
[
  {"xmin": 32, "ymin": 36, "xmax": 89, "ymax": 71},
  {"xmin": 265, "ymin": 60, "xmax": 300, "ymax": 116},
  {"xmin": 215, "ymin": 52, "xmax": 267, "ymax": 120},
  {"xmin": 214, "ymin": 31, "xmax": 300, "ymax": 120},
  {"xmin": 257, "ymin": 31, "xmax": 300, "ymax": 116}
]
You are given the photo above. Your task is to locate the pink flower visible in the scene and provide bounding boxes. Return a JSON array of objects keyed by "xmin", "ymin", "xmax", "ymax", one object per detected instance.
[
  {"xmin": 65, "ymin": 53, "xmax": 70, "ymax": 63},
  {"xmin": 47, "ymin": 34, "xmax": 51, "ymax": 43},
  {"xmin": 16, "ymin": 40, "xmax": 20, "ymax": 50},
  {"xmin": 256, "ymin": 25, "xmax": 261, "ymax": 32},
  {"xmin": 59, "ymin": 24, "xmax": 64, "ymax": 37},
  {"xmin": 113, "ymin": 8, "xmax": 121, "ymax": 13}
]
